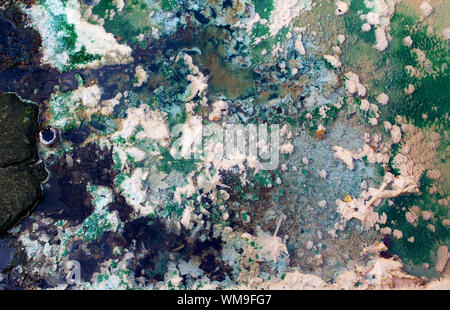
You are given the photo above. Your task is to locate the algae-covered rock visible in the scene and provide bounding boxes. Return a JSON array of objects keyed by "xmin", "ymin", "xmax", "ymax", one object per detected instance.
[{"xmin": 0, "ymin": 93, "xmax": 47, "ymax": 233}]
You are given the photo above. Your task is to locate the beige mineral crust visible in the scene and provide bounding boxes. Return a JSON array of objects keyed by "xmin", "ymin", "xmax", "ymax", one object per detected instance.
[
  {"xmin": 208, "ymin": 100, "xmax": 229, "ymax": 121},
  {"xmin": 180, "ymin": 54, "xmax": 209, "ymax": 105},
  {"xmin": 435, "ymin": 246, "xmax": 449, "ymax": 273},
  {"xmin": 324, "ymin": 54, "xmax": 341, "ymax": 68},
  {"xmin": 133, "ymin": 65, "xmax": 148, "ymax": 87},
  {"xmin": 402, "ymin": 36, "xmax": 413, "ymax": 47},
  {"xmin": 293, "ymin": 27, "xmax": 307, "ymax": 55},
  {"xmin": 362, "ymin": 242, "xmax": 388, "ymax": 256},
  {"xmin": 268, "ymin": 0, "xmax": 312, "ymax": 37},
  {"xmin": 360, "ymin": 0, "xmax": 395, "ymax": 52},
  {"xmin": 390, "ymin": 125, "xmax": 402, "ymax": 143},
  {"xmin": 114, "ymin": 105, "xmax": 169, "ymax": 146},
  {"xmin": 443, "ymin": 28, "xmax": 450, "ymax": 40},
  {"xmin": 334, "ymin": 121, "xmax": 442, "ymax": 230},
  {"xmin": 393, "ymin": 229, "xmax": 403, "ymax": 239},
  {"xmin": 344, "ymin": 72, "xmax": 366, "ymax": 97},
  {"xmin": 243, "ymin": 255, "xmax": 448, "ymax": 289},
  {"xmin": 375, "ymin": 27, "xmax": 389, "ymax": 51},
  {"xmin": 419, "ymin": 2, "xmax": 433, "ymax": 18},
  {"xmin": 332, "ymin": 146, "xmax": 355, "ymax": 170},
  {"xmin": 377, "ymin": 93, "xmax": 389, "ymax": 105},
  {"xmin": 362, "ymin": 23, "xmax": 372, "ymax": 32},
  {"xmin": 254, "ymin": 229, "xmax": 288, "ymax": 264},
  {"xmin": 247, "ymin": 271, "xmax": 327, "ymax": 290},
  {"xmin": 332, "ymin": 143, "xmax": 389, "ymax": 172},
  {"xmin": 335, "ymin": 1, "xmax": 349, "ymax": 16}
]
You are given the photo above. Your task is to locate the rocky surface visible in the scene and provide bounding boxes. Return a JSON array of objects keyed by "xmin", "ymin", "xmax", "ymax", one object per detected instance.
[
  {"xmin": 0, "ymin": 93, "xmax": 47, "ymax": 233},
  {"xmin": 0, "ymin": 0, "xmax": 448, "ymax": 290}
]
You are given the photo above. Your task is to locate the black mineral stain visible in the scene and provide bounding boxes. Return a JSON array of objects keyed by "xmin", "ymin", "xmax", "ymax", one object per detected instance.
[
  {"xmin": 124, "ymin": 217, "xmax": 169, "ymax": 252},
  {"xmin": 108, "ymin": 193, "xmax": 133, "ymax": 222},
  {"xmin": 123, "ymin": 217, "xmax": 172, "ymax": 282},
  {"xmin": 383, "ymin": 234, "xmax": 392, "ymax": 249},
  {"xmin": 36, "ymin": 143, "xmax": 128, "ymax": 225},
  {"xmin": 62, "ymin": 125, "xmax": 91, "ymax": 145},
  {"xmin": 193, "ymin": 10, "xmax": 210, "ymax": 25},
  {"xmin": 0, "ymin": 4, "xmax": 41, "ymax": 71},
  {"xmin": 122, "ymin": 216, "xmax": 234, "ymax": 283},
  {"xmin": 0, "ymin": 4, "xmax": 60, "ymax": 103},
  {"xmin": 67, "ymin": 232, "xmax": 128, "ymax": 282},
  {"xmin": 0, "ymin": 239, "xmax": 14, "ymax": 271},
  {"xmin": 122, "ymin": 217, "xmax": 229, "ymax": 283}
]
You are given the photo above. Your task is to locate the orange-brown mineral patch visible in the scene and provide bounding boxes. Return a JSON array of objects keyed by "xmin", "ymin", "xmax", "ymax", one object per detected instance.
[{"xmin": 315, "ymin": 129, "xmax": 325, "ymax": 140}]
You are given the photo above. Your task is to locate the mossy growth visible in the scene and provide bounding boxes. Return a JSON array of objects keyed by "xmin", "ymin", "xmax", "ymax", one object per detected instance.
[
  {"xmin": 160, "ymin": 0, "xmax": 178, "ymax": 12},
  {"xmin": 252, "ymin": 23, "xmax": 270, "ymax": 38},
  {"xmin": 92, "ymin": 0, "xmax": 117, "ymax": 19},
  {"xmin": 165, "ymin": 201, "xmax": 184, "ymax": 218},
  {"xmin": 369, "ymin": 6, "xmax": 449, "ymax": 131},
  {"xmin": 377, "ymin": 174, "xmax": 450, "ymax": 266},
  {"xmin": 68, "ymin": 46, "xmax": 101, "ymax": 69},
  {"xmin": 90, "ymin": 113, "xmax": 119, "ymax": 135},
  {"xmin": 250, "ymin": 27, "xmax": 289, "ymax": 67},
  {"xmin": 343, "ymin": 0, "xmax": 376, "ymax": 44},
  {"xmin": 251, "ymin": 0, "xmax": 274, "ymax": 20},
  {"xmin": 81, "ymin": 212, "xmax": 111, "ymax": 242},
  {"xmin": 101, "ymin": 0, "xmax": 154, "ymax": 44},
  {"xmin": 158, "ymin": 147, "xmax": 200, "ymax": 175},
  {"xmin": 254, "ymin": 170, "xmax": 273, "ymax": 188}
]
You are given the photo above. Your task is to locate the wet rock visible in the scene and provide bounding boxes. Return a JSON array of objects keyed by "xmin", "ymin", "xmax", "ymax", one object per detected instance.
[{"xmin": 0, "ymin": 93, "xmax": 47, "ymax": 233}]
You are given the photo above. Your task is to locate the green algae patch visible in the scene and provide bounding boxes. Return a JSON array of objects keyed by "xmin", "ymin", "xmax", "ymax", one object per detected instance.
[
  {"xmin": 340, "ymin": 3, "xmax": 450, "ymax": 131},
  {"xmin": 80, "ymin": 185, "xmax": 117, "ymax": 242},
  {"xmin": 102, "ymin": 11, "xmax": 147, "ymax": 44},
  {"xmin": 158, "ymin": 147, "xmax": 199, "ymax": 175},
  {"xmin": 92, "ymin": 0, "xmax": 117, "ymax": 19},
  {"xmin": 254, "ymin": 170, "xmax": 273, "ymax": 188},
  {"xmin": 252, "ymin": 0, "xmax": 274, "ymax": 20},
  {"xmin": 344, "ymin": 1, "xmax": 376, "ymax": 44},
  {"xmin": 377, "ymin": 174, "xmax": 450, "ymax": 266},
  {"xmin": 374, "ymin": 9, "xmax": 449, "ymax": 130},
  {"xmin": 160, "ymin": 0, "xmax": 178, "ymax": 12},
  {"xmin": 100, "ymin": 0, "xmax": 162, "ymax": 44},
  {"xmin": 250, "ymin": 27, "xmax": 290, "ymax": 67}
]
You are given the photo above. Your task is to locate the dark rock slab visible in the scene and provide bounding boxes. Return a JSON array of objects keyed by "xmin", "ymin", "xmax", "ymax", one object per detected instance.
[
  {"xmin": 0, "ymin": 93, "xmax": 47, "ymax": 233},
  {"xmin": 0, "ymin": 93, "xmax": 39, "ymax": 167}
]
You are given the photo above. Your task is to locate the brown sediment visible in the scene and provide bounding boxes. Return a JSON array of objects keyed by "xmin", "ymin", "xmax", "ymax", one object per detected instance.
[{"xmin": 194, "ymin": 27, "xmax": 255, "ymax": 99}]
